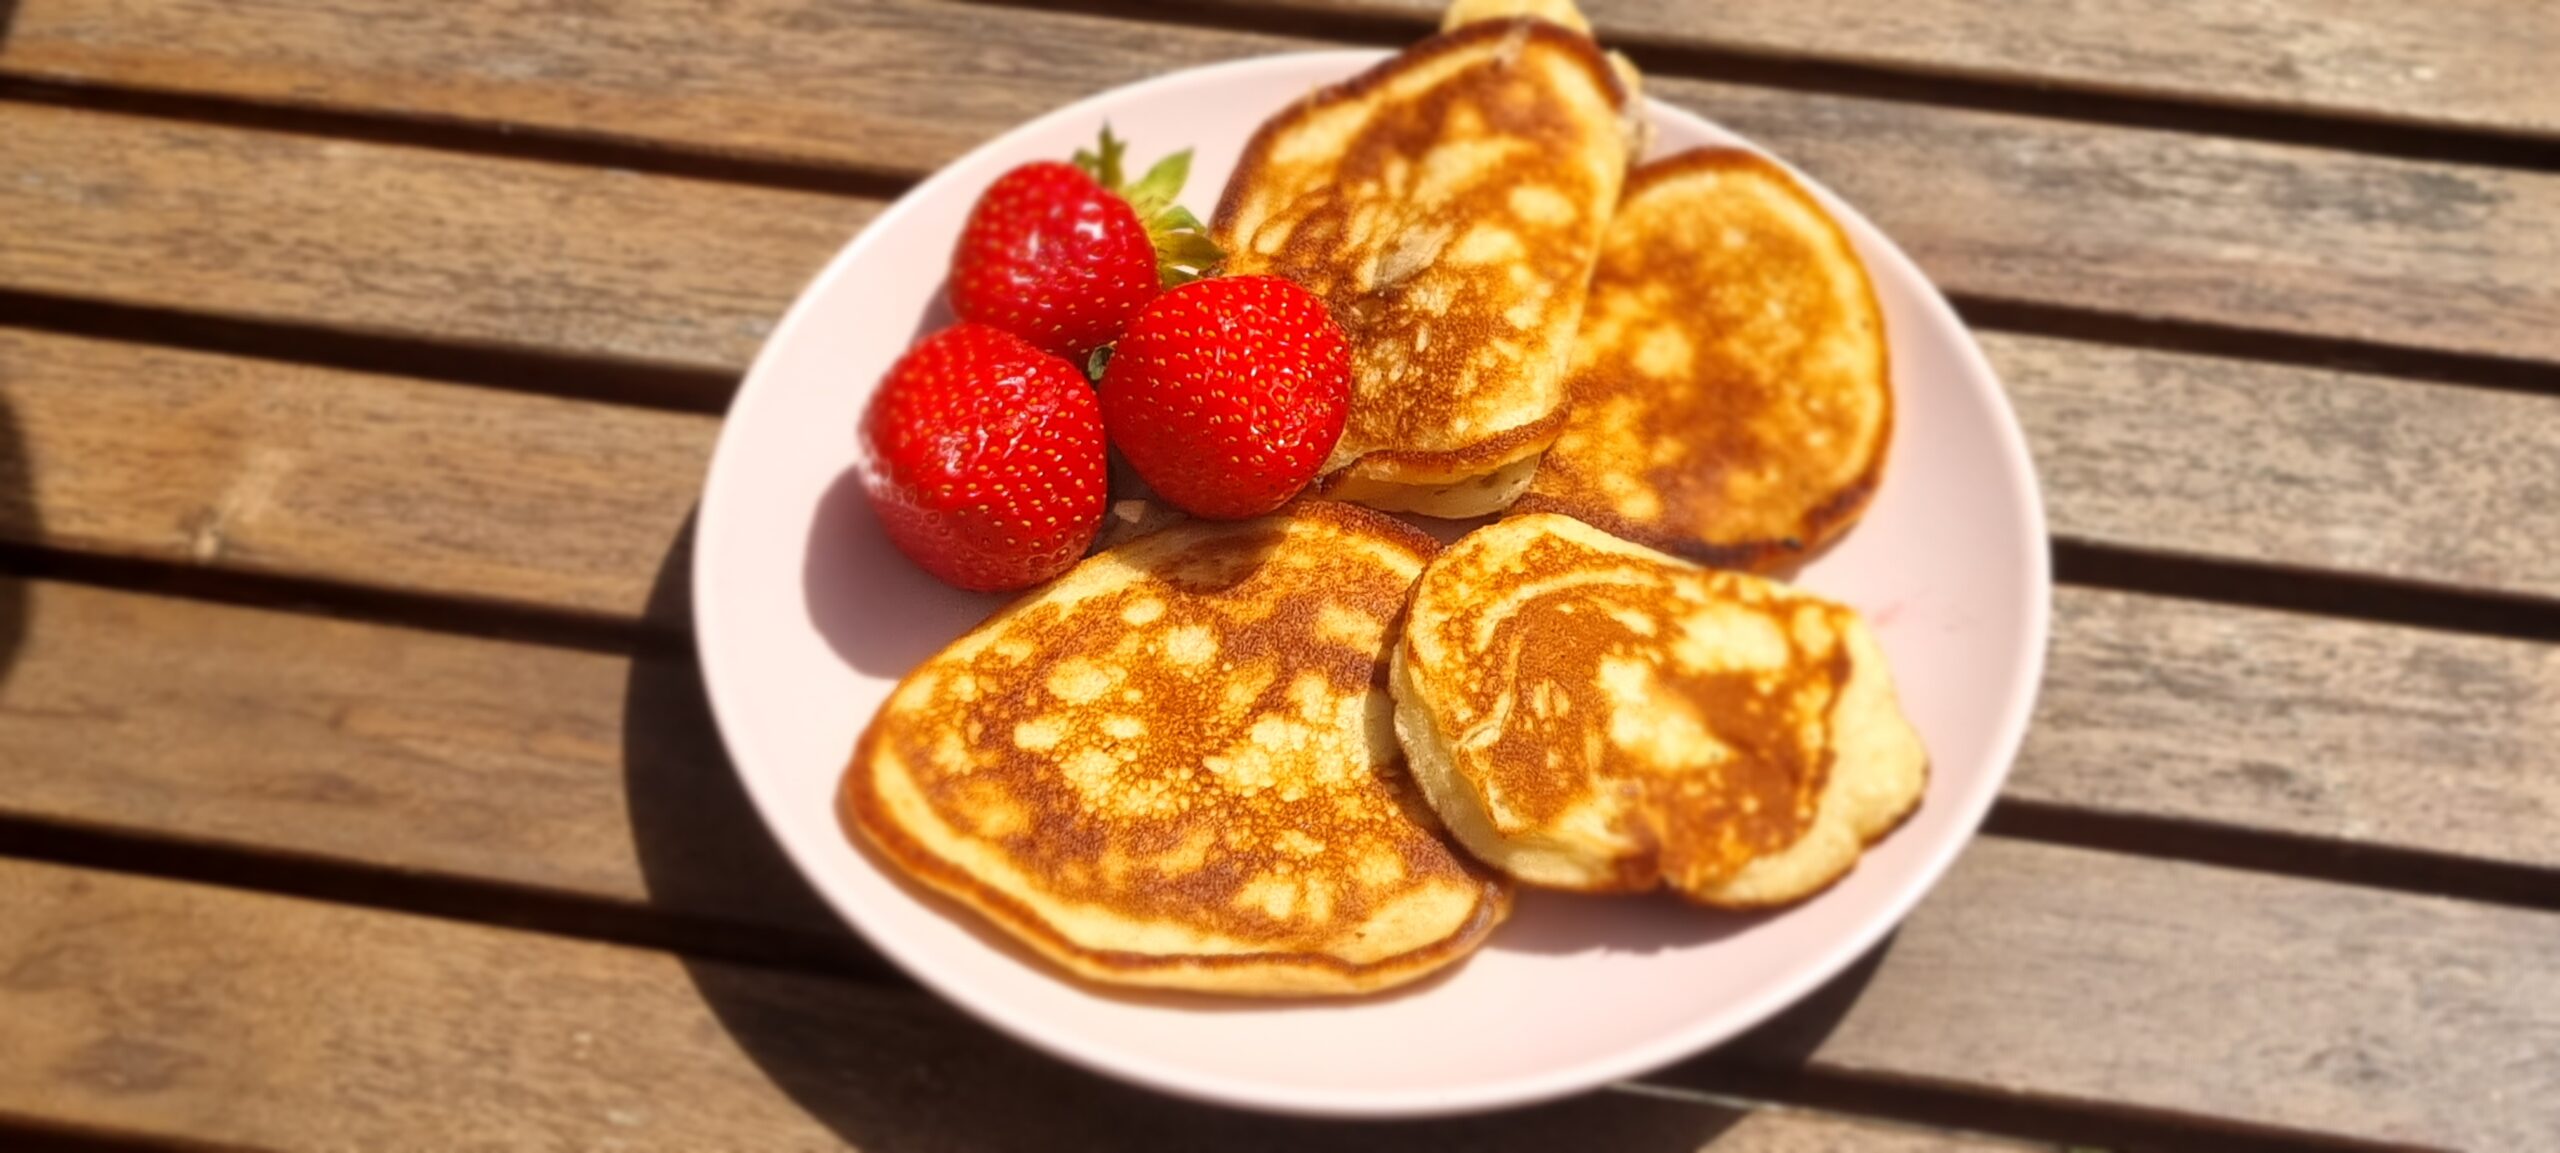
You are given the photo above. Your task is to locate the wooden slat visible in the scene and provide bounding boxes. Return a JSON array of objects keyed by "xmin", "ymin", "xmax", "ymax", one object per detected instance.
[
  {"xmin": 0, "ymin": 0, "xmax": 1307, "ymax": 177},
  {"xmin": 6, "ymin": 570, "xmax": 2554, "ymax": 922},
  {"xmin": 1206, "ymin": 0, "xmax": 2560, "ymax": 141},
  {"xmin": 5, "ymin": 811, "xmax": 2557, "ymax": 1147},
  {"xmin": 9, "ymin": 328, "xmax": 2559, "ymax": 866},
  {"xmin": 1663, "ymin": 75, "xmax": 2560, "ymax": 366},
  {"xmin": 0, "ymin": 103, "xmax": 872, "ymax": 375},
  {"xmin": 2015, "ymin": 587, "xmax": 2560, "ymax": 870},
  {"xmin": 1999, "ymin": 335, "xmax": 2560, "ymax": 600},
  {"xmin": 1705, "ymin": 837, "xmax": 2560, "ymax": 1151},
  {"xmin": 0, "ymin": 328, "xmax": 711, "ymax": 623},
  {"xmin": 5, "ymin": 573, "xmax": 2560, "ymax": 1146},
  {"xmin": 8, "ymin": 29, "xmax": 2560, "ymax": 367},
  {"xmin": 11, "ymin": 318, "xmax": 2559, "ymax": 629},
  {"xmin": 9, "ymin": 0, "xmax": 2554, "ymax": 150},
  {"xmin": 0, "ymin": 857, "xmax": 2021, "ymax": 1152},
  {"xmin": 0, "ymin": 576, "xmax": 805, "ymax": 931}
]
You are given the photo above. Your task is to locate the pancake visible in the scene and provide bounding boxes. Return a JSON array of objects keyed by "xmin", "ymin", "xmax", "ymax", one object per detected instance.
[
  {"xmin": 1518, "ymin": 149, "xmax": 1892, "ymax": 572},
  {"xmin": 1391, "ymin": 513, "xmax": 1925, "ymax": 907},
  {"xmin": 1213, "ymin": 18, "xmax": 1631, "ymax": 517},
  {"xmin": 843, "ymin": 502, "xmax": 1509, "ymax": 995}
]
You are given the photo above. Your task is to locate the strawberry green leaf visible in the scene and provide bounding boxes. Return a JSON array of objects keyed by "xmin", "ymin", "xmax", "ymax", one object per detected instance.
[
  {"xmin": 1124, "ymin": 149, "xmax": 1193, "ymax": 215},
  {"xmin": 1078, "ymin": 128, "xmax": 1226, "ymax": 287},
  {"xmin": 1153, "ymin": 229, "xmax": 1227, "ymax": 287},
  {"xmin": 1071, "ymin": 125, "xmax": 1128, "ymax": 191},
  {"xmin": 1149, "ymin": 205, "xmax": 1206, "ymax": 235},
  {"xmin": 1085, "ymin": 344, "xmax": 1115, "ymax": 381}
]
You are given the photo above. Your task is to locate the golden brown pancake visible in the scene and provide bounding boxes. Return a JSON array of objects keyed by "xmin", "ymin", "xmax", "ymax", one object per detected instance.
[
  {"xmin": 1214, "ymin": 19, "xmax": 1631, "ymax": 517},
  {"xmin": 1392, "ymin": 514, "xmax": 1925, "ymax": 907},
  {"xmin": 1519, "ymin": 149, "xmax": 1892, "ymax": 572},
  {"xmin": 844, "ymin": 502, "xmax": 1509, "ymax": 995}
]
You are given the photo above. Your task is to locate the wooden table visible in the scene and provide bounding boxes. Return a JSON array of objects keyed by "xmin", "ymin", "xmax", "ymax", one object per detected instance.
[{"xmin": 1, "ymin": 2, "xmax": 2554, "ymax": 1149}]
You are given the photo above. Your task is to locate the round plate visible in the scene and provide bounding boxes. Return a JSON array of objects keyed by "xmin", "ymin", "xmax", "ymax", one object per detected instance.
[{"xmin": 694, "ymin": 50, "xmax": 2049, "ymax": 1118}]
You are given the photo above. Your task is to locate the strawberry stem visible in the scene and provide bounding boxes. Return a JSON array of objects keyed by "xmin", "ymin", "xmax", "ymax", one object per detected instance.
[{"xmin": 1074, "ymin": 124, "xmax": 1224, "ymax": 288}]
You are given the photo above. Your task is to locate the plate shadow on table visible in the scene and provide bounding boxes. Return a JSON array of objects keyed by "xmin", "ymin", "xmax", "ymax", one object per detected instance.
[{"xmin": 625, "ymin": 524, "xmax": 1887, "ymax": 1149}]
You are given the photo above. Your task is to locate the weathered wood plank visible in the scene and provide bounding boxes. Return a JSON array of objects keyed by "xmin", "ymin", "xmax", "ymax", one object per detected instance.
[
  {"xmin": 1704, "ymin": 837, "xmax": 2560, "ymax": 1151},
  {"xmin": 1999, "ymin": 335, "xmax": 2560, "ymax": 600},
  {"xmin": 3, "ymin": 831, "xmax": 2554, "ymax": 1147},
  {"xmin": 0, "ymin": 857, "xmax": 2024, "ymax": 1153},
  {"xmin": 0, "ymin": 576, "xmax": 807, "ymax": 931},
  {"xmin": 0, "ymin": 0, "xmax": 1306, "ymax": 177},
  {"xmin": 9, "ymin": 0, "xmax": 2553, "ymax": 150},
  {"xmin": 7, "ymin": 572, "xmax": 2553, "ymax": 916},
  {"xmin": 2016, "ymin": 587, "xmax": 2560, "ymax": 859},
  {"xmin": 1209, "ymin": 0, "xmax": 2560, "ymax": 141},
  {"xmin": 12, "ymin": 319, "xmax": 2559, "ymax": 625},
  {"xmin": 0, "ymin": 329, "xmax": 712, "ymax": 622},
  {"xmin": 1664, "ymin": 76, "xmax": 2560, "ymax": 365},
  {"xmin": 8, "ymin": 34, "xmax": 2560, "ymax": 366},
  {"xmin": 0, "ymin": 103, "xmax": 872, "ymax": 375}
]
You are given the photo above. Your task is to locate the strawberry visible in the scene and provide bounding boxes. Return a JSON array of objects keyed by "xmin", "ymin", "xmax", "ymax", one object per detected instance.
[
  {"xmin": 1098, "ymin": 275, "xmax": 1352, "ymax": 520},
  {"xmin": 860, "ymin": 323, "xmax": 1109, "ymax": 591},
  {"xmin": 949, "ymin": 127, "xmax": 1223, "ymax": 361}
]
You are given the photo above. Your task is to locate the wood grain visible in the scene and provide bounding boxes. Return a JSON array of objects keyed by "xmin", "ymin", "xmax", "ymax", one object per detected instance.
[
  {"xmin": 0, "ymin": 329, "xmax": 713, "ymax": 622},
  {"xmin": 0, "ymin": 103, "xmax": 871, "ymax": 375},
  {"xmin": 1997, "ymin": 334, "xmax": 2560, "ymax": 601},
  {"xmin": 1660, "ymin": 76, "xmax": 2560, "ymax": 365},
  {"xmin": 0, "ymin": 0, "xmax": 1310, "ymax": 177},
  {"xmin": 2018, "ymin": 586, "xmax": 2560, "ymax": 869},
  {"xmin": 7, "ymin": 26, "xmax": 2560, "ymax": 367},
  {"xmin": 8, "ymin": 572, "xmax": 2556, "ymax": 915},
  {"xmin": 3, "ymin": 830, "xmax": 2556, "ymax": 1147},
  {"xmin": 1203, "ymin": 0, "xmax": 2560, "ymax": 140},
  {"xmin": 1708, "ymin": 837, "xmax": 2560, "ymax": 1151},
  {"xmin": 0, "ymin": 858, "xmax": 2030, "ymax": 1153},
  {"xmin": 0, "ymin": 576, "xmax": 809, "ymax": 932},
  {"xmin": 11, "ymin": 320, "xmax": 2559, "ymax": 624},
  {"xmin": 10, "ymin": 0, "xmax": 2554, "ymax": 148}
]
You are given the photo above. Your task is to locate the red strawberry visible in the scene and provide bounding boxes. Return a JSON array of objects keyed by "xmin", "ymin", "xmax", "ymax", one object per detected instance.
[
  {"xmin": 950, "ymin": 127, "xmax": 1224, "ymax": 361},
  {"xmin": 861, "ymin": 323, "xmax": 1108, "ymax": 591},
  {"xmin": 1098, "ymin": 276, "xmax": 1352, "ymax": 520}
]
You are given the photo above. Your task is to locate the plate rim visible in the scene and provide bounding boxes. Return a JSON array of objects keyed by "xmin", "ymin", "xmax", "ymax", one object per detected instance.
[{"xmin": 694, "ymin": 47, "xmax": 2052, "ymax": 1118}]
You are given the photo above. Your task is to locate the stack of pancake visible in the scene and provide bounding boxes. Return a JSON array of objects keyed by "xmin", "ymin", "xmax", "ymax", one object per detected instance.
[{"xmin": 842, "ymin": 0, "xmax": 1925, "ymax": 996}]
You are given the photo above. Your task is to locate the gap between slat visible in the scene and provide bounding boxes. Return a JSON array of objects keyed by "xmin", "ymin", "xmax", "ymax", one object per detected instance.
[
  {"xmin": 1985, "ymin": 800, "xmax": 2560, "ymax": 916},
  {"xmin": 0, "ymin": 289, "xmax": 740, "ymax": 417},
  {"xmin": 0, "ymin": 540, "xmax": 665, "ymax": 657},
  {"xmin": 946, "ymin": 0, "xmax": 2560, "ymax": 174},
  {"xmin": 2054, "ymin": 541, "xmax": 2560, "ymax": 645},
  {"xmin": 9, "ymin": 491, "xmax": 2558, "ymax": 655},
  {"xmin": 1675, "ymin": 1063, "xmax": 2451, "ymax": 1153},
  {"xmin": 9, "ymin": 176, "xmax": 2559, "ymax": 405},
  {"xmin": 4, "ymin": 541, "xmax": 2559, "ymax": 915},
  {"xmin": 0, "ymin": 812, "xmax": 2465, "ymax": 1153},
  {"xmin": 1954, "ymin": 295, "xmax": 2560, "ymax": 401},
  {"xmin": 0, "ymin": 77, "xmax": 918, "ymax": 198},
  {"xmin": 0, "ymin": 1111, "xmax": 276, "ymax": 1153},
  {"xmin": 0, "ymin": 811, "xmax": 895, "ymax": 985},
  {"xmin": 7, "ymin": 4, "xmax": 2560, "ymax": 179}
]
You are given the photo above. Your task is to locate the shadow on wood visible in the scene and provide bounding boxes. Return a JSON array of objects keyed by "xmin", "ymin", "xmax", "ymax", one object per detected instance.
[
  {"xmin": 619, "ymin": 528, "xmax": 1759, "ymax": 1150},
  {"xmin": 0, "ymin": 393, "xmax": 28, "ymax": 687}
]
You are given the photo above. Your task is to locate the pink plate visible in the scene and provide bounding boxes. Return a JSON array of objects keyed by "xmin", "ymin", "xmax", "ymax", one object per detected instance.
[{"xmin": 693, "ymin": 50, "xmax": 2049, "ymax": 1117}]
